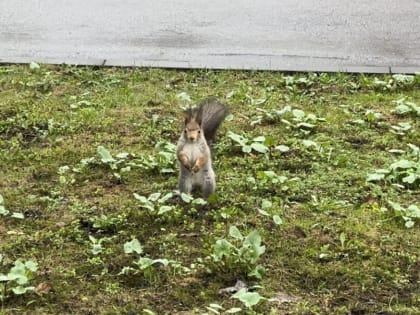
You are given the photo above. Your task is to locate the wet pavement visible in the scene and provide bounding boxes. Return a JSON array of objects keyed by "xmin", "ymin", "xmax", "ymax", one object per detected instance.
[{"xmin": 1, "ymin": 0, "xmax": 419, "ymax": 73}]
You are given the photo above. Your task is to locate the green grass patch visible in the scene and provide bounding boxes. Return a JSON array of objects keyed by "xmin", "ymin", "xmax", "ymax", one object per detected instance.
[{"xmin": 1, "ymin": 65, "xmax": 419, "ymax": 314}]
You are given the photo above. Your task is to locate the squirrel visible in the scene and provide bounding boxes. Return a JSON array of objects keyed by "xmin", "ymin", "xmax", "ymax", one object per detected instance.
[{"xmin": 177, "ymin": 98, "xmax": 229, "ymax": 198}]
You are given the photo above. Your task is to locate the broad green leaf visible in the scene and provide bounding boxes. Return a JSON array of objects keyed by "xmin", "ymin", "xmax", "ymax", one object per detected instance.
[
  {"xmin": 242, "ymin": 145, "xmax": 252, "ymax": 153},
  {"xmin": 281, "ymin": 118, "xmax": 293, "ymax": 126},
  {"xmin": 251, "ymin": 142, "xmax": 268, "ymax": 153},
  {"xmin": 209, "ymin": 303, "xmax": 224, "ymax": 310},
  {"xmin": 258, "ymin": 170, "xmax": 276, "ymax": 179},
  {"xmin": 292, "ymin": 109, "xmax": 305, "ymax": 119},
  {"xmin": 264, "ymin": 136, "xmax": 276, "ymax": 147},
  {"xmin": 124, "ymin": 239, "xmax": 143, "ymax": 254},
  {"xmin": 59, "ymin": 175, "xmax": 67, "ymax": 185},
  {"xmin": 276, "ymin": 105, "xmax": 292, "ymax": 115},
  {"xmin": 24, "ymin": 260, "xmax": 38, "ymax": 272},
  {"xmin": 273, "ymin": 215, "xmax": 283, "ymax": 225},
  {"xmin": 192, "ymin": 197, "xmax": 207, "ymax": 205},
  {"xmin": 394, "ymin": 104, "xmax": 411, "ymax": 114},
  {"xmin": 226, "ymin": 90, "xmax": 235, "ymax": 98},
  {"xmin": 296, "ymin": 122, "xmax": 315, "ymax": 129},
  {"xmin": 119, "ymin": 266, "xmax": 136, "ymax": 275},
  {"xmin": 160, "ymin": 168, "xmax": 175, "ymax": 173},
  {"xmin": 244, "ymin": 230, "xmax": 266, "ymax": 263},
  {"xmin": 212, "ymin": 239, "xmax": 234, "ymax": 260},
  {"xmin": 176, "ymin": 92, "xmax": 191, "ymax": 102},
  {"xmin": 137, "ymin": 257, "xmax": 153, "ymax": 269},
  {"xmin": 257, "ymin": 208, "xmax": 269, "ymax": 216},
  {"xmin": 158, "ymin": 192, "xmax": 174, "ymax": 203},
  {"xmin": 180, "ymin": 193, "xmax": 194, "ymax": 203},
  {"xmin": 227, "ymin": 131, "xmax": 247, "ymax": 146},
  {"xmin": 244, "ymin": 230, "xmax": 262, "ymax": 247},
  {"xmin": 248, "ymin": 265, "xmax": 266, "ymax": 279},
  {"xmin": 8, "ymin": 272, "xmax": 28, "ymax": 285},
  {"xmin": 226, "ymin": 307, "xmax": 242, "ymax": 313},
  {"xmin": 148, "ymin": 192, "xmax": 161, "ymax": 202},
  {"xmin": 0, "ymin": 274, "xmax": 11, "ymax": 281},
  {"xmin": 205, "ymin": 307, "xmax": 220, "ymax": 315},
  {"xmin": 229, "ymin": 226, "xmax": 243, "ymax": 240},
  {"xmin": 302, "ymin": 139, "xmax": 320, "ymax": 149},
  {"xmin": 306, "ymin": 113, "xmax": 317, "ymax": 120},
  {"xmin": 319, "ymin": 253, "xmax": 329, "ymax": 259},
  {"xmin": 116, "ymin": 152, "xmax": 129, "ymax": 159},
  {"xmin": 375, "ymin": 169, "xmax": 391, "ymax": 174},
  {"xmin": 402, "ymin": 174, "xmax": 417, "ymax": 184},
  {"xmin": 388, "ymin": 201, "xmax": 404, "ymax": 212},
  {"xmin": 392, "ymin": 74, "xmax": 414, "ymax": 83},
  {"xmin": 158, "ymin": 205, "xmax": 173, "ymax": 215},
  {"xmin": 12, "ymin": 285, "xmax": 35, "ymax": 295},
  {"xmin": 29, "ymin": 62, "xmax": 40, "ymax": 70},
  {"xmin": 91, "ymin": 243, "xmax": 103, "ymax": 255},
  {"xmin": 366, "ymin": 173, "xmax": 385, "ymax": 182},
  {"xmin": 390, "ymin": 159, "xmax": 414, "ymax": 170},
  {"xmin": 9, "ymin": 260, "xmax": 28, "ymax": 283},
  {"xmin": 407, "ymin": 205, "xmax": 420, "ymax": 218},
  {"xmin": 352, "ymin": 119, "xmax": 365, "ymax": 125},
  {"xmin": 275, "ymin": 145, "xmax": 290, "ymax": 152},
  {"xmin": 120, "ymin": 166, "xmax": 131, "ymax": 173},
  {"xmin": 232, "ymin": 288, "xmax": 265, "ymax": 308},
  {"xmin": 97, "ymin": 146, "xmax": 115, "ymax": 163},
  {"xmin": 253, "ymin": 98, "xmax": 266, "ymax": 105},
  {"xmin": 339, "ymin": 232, "xmax": 346, "ymax": 247},
  {"xmin": 252, "ymin": 136, "xmax": 266, "ymax": 142},
  {"xmin": 0, "ymin": 205, "xmax": 9, "ymax": 216},
  {"xmin": 152, "ymin": 258, "xmax": 169, "ymax": 266},
  {"xmin": 261, "ymin": 199, "xmax": 272, "ymax": 209},
  {"xmin": 407, "ymin": 143, "xmax": 419, "ymax": 153},
  {"xmin": 274, "ymin": 176, "xmax": 288, "ymax": 184},
  {"xmin": 133, "ymin": 193, "xmax": 149, "ymax": 203},
  {"xmin": 11, "ymin": 212, "xmax": 24, "ymax": 219},
  {"xmin": 405, "ymin": 220, "xmax": 415, "ymax": 228}
]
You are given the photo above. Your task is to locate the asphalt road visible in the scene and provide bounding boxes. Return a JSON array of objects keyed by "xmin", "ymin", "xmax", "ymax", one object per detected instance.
[{"xmin": 1, "ymin": 0, "xmax": 419, "ymax": 73}]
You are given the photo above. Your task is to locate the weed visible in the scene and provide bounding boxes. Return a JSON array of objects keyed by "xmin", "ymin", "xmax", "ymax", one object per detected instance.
[
  {"xmin": 211, "ymin": 226, "xmax": 266, "ymax": 279},
  {"xmin": 227, "ymin": 131, "xmax": 270, "ymax": 154},
  {"xmin": 367, "ymin": 144, "xmax": 420, "ymax": 188},
  {"xmin": 0, "ymin": 258, "xmax": 38, "ymax": 303}
]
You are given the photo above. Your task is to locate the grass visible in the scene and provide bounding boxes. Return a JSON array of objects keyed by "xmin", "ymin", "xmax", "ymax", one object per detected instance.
[{"xmin": 0, "ymin": 65, "xmax": 419, "ymax": 314}]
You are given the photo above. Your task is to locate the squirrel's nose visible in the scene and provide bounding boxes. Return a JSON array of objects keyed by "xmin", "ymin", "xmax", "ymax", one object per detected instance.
[{"xmin": 189, "ymin": 136, "xmax": 195, "ymax": 141}]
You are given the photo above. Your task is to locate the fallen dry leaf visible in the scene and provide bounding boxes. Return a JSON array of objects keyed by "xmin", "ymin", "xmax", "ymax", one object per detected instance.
[
  {"xmin": 270, "ymin": 292, "xmax": 300, "ymax": 304},
  {"xmin": 35, "ymin": 282, "xmax": 51, "ymax": 294},
  {"xmin": 219, "ymin": 280, "xmax": 248, "ymax": 295}
]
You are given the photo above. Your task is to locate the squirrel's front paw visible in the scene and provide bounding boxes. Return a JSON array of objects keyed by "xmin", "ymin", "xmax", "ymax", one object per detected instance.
[
  {"xmin": 178, "ymin": 153, "xmax": 191, "ymax": 169},
  {"xmin": 191, "ymin": 164, "xmax": 201, "ymax": 173}
]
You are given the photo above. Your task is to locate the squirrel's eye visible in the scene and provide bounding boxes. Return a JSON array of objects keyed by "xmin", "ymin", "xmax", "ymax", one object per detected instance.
[
  {"xmin": 198, "ymin": 130, "xmax": 201, "ymax": 134},
  {"xmin": 184, "ymin": 129, "xmax": 187, "ymax": 133}
]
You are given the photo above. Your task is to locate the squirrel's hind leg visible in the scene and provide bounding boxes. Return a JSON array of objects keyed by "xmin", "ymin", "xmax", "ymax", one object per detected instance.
[
  {"xmin": 179, "ymin": 173, "xmax": 193, "ymax": 195},
  {"xmin": 202, "ymin": 175, "xmax": 216, "ymax": 199}
]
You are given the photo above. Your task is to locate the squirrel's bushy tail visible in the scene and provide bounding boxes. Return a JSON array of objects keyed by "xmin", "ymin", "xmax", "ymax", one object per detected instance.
[{"xmin": 196, "ymin": 98, "xmax": 229, "ymax": 144}]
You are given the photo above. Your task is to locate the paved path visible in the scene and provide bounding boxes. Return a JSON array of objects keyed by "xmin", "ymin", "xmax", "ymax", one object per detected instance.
[{"xmin": 1, "ymin": 0, "xmax": 419, "ymax": 73}]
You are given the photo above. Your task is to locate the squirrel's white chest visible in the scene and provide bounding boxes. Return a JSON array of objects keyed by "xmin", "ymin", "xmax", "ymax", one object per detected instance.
[{"xmin": 182, "ymin": 142, "xmax": 205, "ymax": 162}]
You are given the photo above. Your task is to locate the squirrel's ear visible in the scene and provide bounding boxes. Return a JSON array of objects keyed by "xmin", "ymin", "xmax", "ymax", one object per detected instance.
[
  {"xmin": 195, "ymin": 115, "xmax": 202, "ymax": 126},
  {"xmin": 184, "ymin": 107, "xmax": 193, "ymax": 125},
  {"xmin": 195, "ymin": 107, "xmax": 203, "ymax": 126}
]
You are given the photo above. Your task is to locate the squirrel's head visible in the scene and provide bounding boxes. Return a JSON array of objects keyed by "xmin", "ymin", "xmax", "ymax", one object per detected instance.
[
  {"xmin": 183, "ymin": 108, "xmax": 203, "ymax": 142},
  {"xmin": 184, "ymin": 119, "xmax": 202, "ymax": 142}
]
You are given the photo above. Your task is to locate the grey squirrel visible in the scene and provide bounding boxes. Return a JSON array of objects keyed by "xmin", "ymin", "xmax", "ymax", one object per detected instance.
[{"xmin": 177, "ymin": 98, "xmax": 229, "ymax": 198}]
